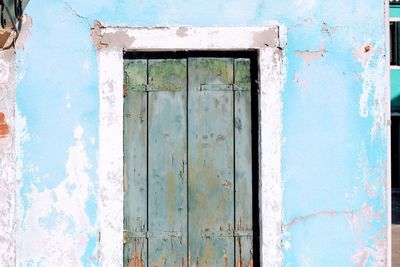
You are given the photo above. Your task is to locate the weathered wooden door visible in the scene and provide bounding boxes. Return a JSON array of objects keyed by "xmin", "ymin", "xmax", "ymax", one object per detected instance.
[{"xmin": 124, "ymin": 54, "xmax": 255, "ymax": 267}]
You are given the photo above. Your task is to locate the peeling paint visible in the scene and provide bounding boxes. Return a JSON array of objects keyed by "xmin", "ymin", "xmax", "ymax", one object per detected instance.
[
  {"xmin": 295, "ymin": 46, "xmax": 326, "ymax": 66},
  {"xmin": 0, "ymin": 49, "xmax": 16, "ymax": 267},
  {"xmin": 356, "ymin": 41, "xmax": 387, "ymax": 137},
  {"xmin": 17, "ymin": 125, "xmax": 95, "ymax": 266}
]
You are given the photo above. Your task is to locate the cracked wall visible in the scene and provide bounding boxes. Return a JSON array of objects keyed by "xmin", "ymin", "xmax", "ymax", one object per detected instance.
[{"xmin": 13, "ymin": 0, "xmax": 388, "ymax": 266}]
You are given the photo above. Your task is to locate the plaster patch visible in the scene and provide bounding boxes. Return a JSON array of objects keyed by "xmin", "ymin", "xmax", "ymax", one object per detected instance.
[
  {"xmin": 252, "ymin": 27, "xmax": 279, "ymax": 48},
  {"xmin": 91, "ymin": 21, "xmax": 107, "ymax": 50},
  {"xmin": 101, "ymin": 30, "xmax": 136, "ymax": 49},
  {"xmin": 176, "ymin": 27, "xmax": 188, "ymax": 37},
  {"xmin": 295, "ymin": 46, "xmax": 326, "ymax": 65}
]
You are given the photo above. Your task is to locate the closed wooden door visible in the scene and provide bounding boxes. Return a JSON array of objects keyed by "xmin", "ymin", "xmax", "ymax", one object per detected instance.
[{"xmin": 124, "ymin": 54, "xmax": 255, "ymax": 267}]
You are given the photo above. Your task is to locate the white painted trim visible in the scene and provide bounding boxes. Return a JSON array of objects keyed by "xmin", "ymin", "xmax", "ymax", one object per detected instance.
[
  {"xmin": 94, "ymin": 25, "xmax": 285, "ymax": 266},
  {"xmin": 94, "ymin": 25, "xmax": 279, "ymax": 51},
  {"xmin": 391, "ymin": 65, "xmax": 400, "ymax": 69},
  {"xmin": 98, "ymin": 48, "xmax": 124, "ymax": 266},
  {"xmin": 259, "ymin": 48, "xmax": 284, "ymax": 267}
]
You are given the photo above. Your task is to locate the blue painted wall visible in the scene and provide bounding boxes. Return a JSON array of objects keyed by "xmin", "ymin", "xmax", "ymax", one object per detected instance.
[
  {"xmin": 390, "ymin": 5, "xmax": 400, "ymax": 111},
  {"xmin": 16, "ymin": 0, "xmax": 388, "ymax": 266}
]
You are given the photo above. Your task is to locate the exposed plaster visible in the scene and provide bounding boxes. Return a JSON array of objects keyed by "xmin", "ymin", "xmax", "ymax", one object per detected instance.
[
  {"xmin": 295, "ymin": 46, "xmax": 326, "ymax": 65},
  {"xmin": 0, "ymin": 48, "xmax": 16, "ymax": 267},
  {"xmin": 94, "ymin": 25, "xmax": 286, "ymax": 266},
  {"xmin": 355, "ymin": 41, "xmax": 387, "ymax": 137}
]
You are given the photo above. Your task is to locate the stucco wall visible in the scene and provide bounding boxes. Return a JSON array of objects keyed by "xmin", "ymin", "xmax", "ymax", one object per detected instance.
[{"xmin": 10, "ymin": 0, "xmax": 388, "ymax": 266}]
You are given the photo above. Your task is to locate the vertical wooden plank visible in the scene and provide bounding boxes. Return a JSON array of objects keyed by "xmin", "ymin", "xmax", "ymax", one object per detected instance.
[
  {"xmin": 123, "ymin": 59, "xmax": 148, "ymax": 267},
  {"xmin": 234, "ymin": 58, "xmax": 253, "ymax": 266},
  {"xmin": 188, "ymin": 57, "xmax": 235, "ymax": 266},
  {"xmin": 147, "ymin": 59, "xmax": 188, "ymax": 266}
]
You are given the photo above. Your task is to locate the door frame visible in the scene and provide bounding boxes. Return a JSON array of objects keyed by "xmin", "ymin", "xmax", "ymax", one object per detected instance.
[{"xmin": 91, "ymin": 23, "xmax": 286, "ymax": 266}]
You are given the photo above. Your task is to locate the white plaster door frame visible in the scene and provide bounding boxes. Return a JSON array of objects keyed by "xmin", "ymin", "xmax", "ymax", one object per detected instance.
[{"xmin": 92, "ymin": 24, "xmax": 286, "ymax": 266}]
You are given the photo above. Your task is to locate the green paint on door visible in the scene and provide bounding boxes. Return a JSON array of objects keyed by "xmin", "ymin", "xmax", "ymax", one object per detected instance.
[{"xmin": 124, "ymin": 55, "xmax": 255, "ymax": 267}]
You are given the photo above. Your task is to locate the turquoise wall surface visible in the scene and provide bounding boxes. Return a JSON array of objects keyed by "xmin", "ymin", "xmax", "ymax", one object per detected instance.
[
  {"xmin": 391, "ymin": 6, "xmax": 400, "ymax": 111},
  {"xmin": 16, "ymin": 1, "xmax": 388, "ymax": 266}
]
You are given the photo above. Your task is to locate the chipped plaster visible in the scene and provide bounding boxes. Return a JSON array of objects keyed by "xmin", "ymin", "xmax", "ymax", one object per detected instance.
[
  {"xmin": 0, "ymin": 48, "xmax": 16, "ymax": 266},
  {"xmin": 295, "ymin": 46, "xmax": 326, "ymax": 66}
]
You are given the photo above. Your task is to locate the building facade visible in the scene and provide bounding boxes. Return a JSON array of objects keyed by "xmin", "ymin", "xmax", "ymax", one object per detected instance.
[{"xmin": 0, "ymin": 0, "xmax": 390, "ymax": 266}]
